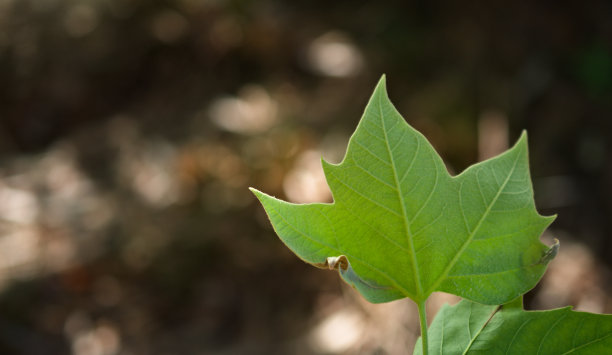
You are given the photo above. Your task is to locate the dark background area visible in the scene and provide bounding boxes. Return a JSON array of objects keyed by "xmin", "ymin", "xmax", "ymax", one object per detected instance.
[{"xmin": 0, "ymin": 1, "xmax": 611, "ymax": 354}]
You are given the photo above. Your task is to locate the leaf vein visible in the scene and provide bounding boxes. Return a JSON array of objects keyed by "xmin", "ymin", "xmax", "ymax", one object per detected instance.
[
  {"xmin": 426, "ymin": 149, "xmax": 523, "ymax": 295},
  {"xmin": 413, "ymin": 203, "xmax": 447, "ymax": 237},
  {"xmin": 328, "ymin": 169, "xmax": 402, "ymax": 217},
  {"xmin": 353, "ymin": 139, "xmax": 392, "ymax": 166},
  {"xmin": 459, "ymin": 181, "xmax": 472, "ymax": 235},
  {"xmin": 390, "ymin": 128, "xmax": 408, "ymax": 153},
  {"xmin": 410, "ymin": 152, "xmax": 440, "ymax": 225},
  {"xmin": 476, "ymin": 169, "xmax": 488, "ymax": 208},
  {"xmin": 505, "ymin": 318, "xmax": 532, "ymax": 354},
  {"xmin": 352, "ymin": 158, "xmax": 398, "ymax": 190},
  {"xmin": 378, "ymin": 92, "xmax": 424, "ymax": 299},
  {"xmin": 265, "ymin": 202, "xmax": 415, "ymax": 298},
  {"xmin": 361, "ymin": 126, "xmax": 387, "ymax": 143},
  {"xmin": 337, "ymin": 204, "xmax": 410, "ymax": 253},
  {"xmin": 561, "ymin": 332, "xmax": 612, "ymax": 354},
  {"xmin": 399, "ymin": 135, "xmax": 421, "ymax": 184},
  {"xmin": 537, "ymin": 312, "xmax": 568, "ymax": 354}
]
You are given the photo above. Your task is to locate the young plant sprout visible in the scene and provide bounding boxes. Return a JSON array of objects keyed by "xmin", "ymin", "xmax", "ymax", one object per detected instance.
[{"xmin": 251, "ymin": 76, "xmax": 612, "ymax": 354}]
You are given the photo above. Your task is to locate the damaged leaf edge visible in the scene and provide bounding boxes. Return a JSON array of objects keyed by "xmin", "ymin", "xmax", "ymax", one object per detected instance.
[
  {"xmin": 316, "ymin": 255, "xmax": 393, "ymax": 291},
  {"xmin": 538, "ymin": 238, "xmax": 560, "ymax": 264},
  {"xmin": 249, "ymin": 187, "xmax": 400, "ymax": 301}
]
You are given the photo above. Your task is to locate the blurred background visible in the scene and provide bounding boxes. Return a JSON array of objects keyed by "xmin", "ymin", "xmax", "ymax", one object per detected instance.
[{"xmin": 0, "ymin": 0, "xmax": 611, "ymax": 354}]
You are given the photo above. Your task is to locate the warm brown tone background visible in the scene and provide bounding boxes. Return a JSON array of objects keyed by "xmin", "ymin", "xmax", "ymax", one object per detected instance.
[{"xmin": 0, "ymin": 1, "xmax": 611, "ymax": 354}]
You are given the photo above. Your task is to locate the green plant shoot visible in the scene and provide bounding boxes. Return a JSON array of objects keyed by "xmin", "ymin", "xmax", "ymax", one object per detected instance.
[{"xmin": 250, "ymin": 76, "xmax": 561, "ymax": 354}]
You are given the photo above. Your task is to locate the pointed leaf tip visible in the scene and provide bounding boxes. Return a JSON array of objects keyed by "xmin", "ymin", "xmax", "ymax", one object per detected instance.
[
  {"xmin": 249, "ymin": 187, "xmax": 271, "ymax": 203},
  {"xmin": 248, "ymin": 187, "xmax": 260, "ymax": 197},
  {"xmin": 511, "ymin": 130, "xmax": 528, "ymax": 148},
  {"xmin": 519, "ymin": 129, "xmax": 528, "ymax": 144},
  {"xmin": 374, "ymin": 74, "xmax": 387, "ymax": 93}
]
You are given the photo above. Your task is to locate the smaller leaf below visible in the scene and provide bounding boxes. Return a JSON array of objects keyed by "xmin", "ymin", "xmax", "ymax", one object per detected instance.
[{"xmin": 415, "ymin": 299, "xmax": 612, "ymax": 355}]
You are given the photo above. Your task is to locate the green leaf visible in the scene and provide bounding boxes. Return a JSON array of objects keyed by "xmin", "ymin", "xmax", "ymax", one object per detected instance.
[
  {"xmin": 250, "ymin": 75, "xmax": 555, "ymax": 305},
  {"xmin": 415, "ymin": 299, "xmax": 612, "ymax": 354}
]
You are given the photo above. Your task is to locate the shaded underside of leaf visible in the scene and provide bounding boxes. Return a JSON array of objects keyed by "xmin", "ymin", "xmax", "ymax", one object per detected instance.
[
  {"xmin": 250, "ymin": 75, "xmax": 555, "ymax": 304},
  {"xmin": 418, "ymin": 299, "xmax": 612, "ymax": 355}
]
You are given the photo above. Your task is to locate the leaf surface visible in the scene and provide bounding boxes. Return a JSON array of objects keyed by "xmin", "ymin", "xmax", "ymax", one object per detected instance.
[
  {"xmin": 415, "ymin": 299, "xmax": 612, "ymax": 354},
  {"xmin": 250, "ymin": 76, "xmax": 555, "ymax": 304}
]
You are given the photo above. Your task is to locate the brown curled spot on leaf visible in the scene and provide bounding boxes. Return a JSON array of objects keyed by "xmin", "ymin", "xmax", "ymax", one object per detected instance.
[
  {"xmin": 313, "ymin": 255, "xmax": 349, "ymax": 270},
  {"xmin": 326, "ymin": 255, "xmax": 349, "ymax": 271},
  {"xmin": 317, "ymin": 255, "xmax": 392, "ymax": 291}
]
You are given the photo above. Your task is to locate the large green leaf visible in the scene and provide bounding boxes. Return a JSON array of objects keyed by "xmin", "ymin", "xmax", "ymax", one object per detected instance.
[
  {"xmin": 250, "ymin": 76, "xmax": 555, "ymax": 304},
  {"xmin": 415, "ymin": 299, "xmax": 612, "ymax": 354}
]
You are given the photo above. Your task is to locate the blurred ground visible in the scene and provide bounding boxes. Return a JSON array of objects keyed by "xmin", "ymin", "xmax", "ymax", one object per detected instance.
[{"xmin": 0, "ymin": 1, "xmax": 611, "ymax": 354}]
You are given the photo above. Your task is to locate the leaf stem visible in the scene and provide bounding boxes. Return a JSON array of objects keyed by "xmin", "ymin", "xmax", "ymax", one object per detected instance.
[{"xmin": 417, "ymin": 300, "xmax": 428, "ymax": 355}]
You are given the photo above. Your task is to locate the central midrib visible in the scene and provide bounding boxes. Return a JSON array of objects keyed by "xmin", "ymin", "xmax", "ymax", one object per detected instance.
[
  {"xmin": 377, "ymin": 93, "xmax": 424, "ymax": 300},
  {"xmin": 462, "ymin": 305, "xmax": 501, "ymax": 354}
]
